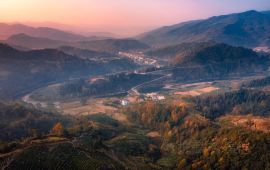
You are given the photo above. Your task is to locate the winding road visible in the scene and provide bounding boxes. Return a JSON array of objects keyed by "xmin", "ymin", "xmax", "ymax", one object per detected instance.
[{"xmin": 22, "ymin": 63, "xmax": 261, "ymax": 108}]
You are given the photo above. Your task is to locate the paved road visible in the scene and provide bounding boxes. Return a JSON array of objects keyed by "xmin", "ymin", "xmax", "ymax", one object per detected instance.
[
  {"xmin": 21, "ymin": 63, "xmax": 266, "ymax": 107},
  {"xmin": 128, "ymin": 74, "xmax": 172, "ymax": 95}
]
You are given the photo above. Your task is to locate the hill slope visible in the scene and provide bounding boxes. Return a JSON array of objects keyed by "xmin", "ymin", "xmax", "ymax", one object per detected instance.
[
  {"xmin": 140, "ymin": 10, "xmax": 270, "ymax": 48},
  {"xmin": 0, "ymin": 44, "xmax": 137, "ymax": 99},
  {"xmin": 76, "ymin": 38, "xmax": 150, "ymax": 53},
  {"xmin": 169, "ymin": 43, "xmax": 269, "ymax": 80},
  {"xmin": 6, "ymin": 33, "xmax": 68, "ymax": 49},
  {"xmin": 0, "ymin": 102, "xmax": 72, "ymax": 141},
  {"xmin": 146, "ymin": 42, "xmax": 215, "ymax": 64},
  {"xmin": 58, "ymin": 46, "xmax": 116, "ymax": 60}
]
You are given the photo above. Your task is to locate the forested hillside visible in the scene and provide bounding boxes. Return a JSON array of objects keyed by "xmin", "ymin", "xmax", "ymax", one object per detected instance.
[
  {"xmin": 60, "ymin": 73, "xmax": 161, "ymax": 97},
  {"xmin": 0, "ymin": 102, "xmax": 72, "ymax": 142},
  {"xmin": 124, "ymin": 91, "xmax": 270, "ymax": 169},
  {"xmin": 0, "ymin": 43, "xmax": 138, "ymax": 99},
  {"xmin": 140, "ymin": 10, "xmax": 270, "ymax": 48},
  {"xmin": 171, "ymin": 44, "xmax": 269, "ymax": 81}
]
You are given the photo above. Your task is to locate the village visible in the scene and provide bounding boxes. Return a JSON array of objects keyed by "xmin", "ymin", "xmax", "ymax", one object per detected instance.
[{"xmin": 118, "ymin": 51, "xmax": 157, "ymax": 65}]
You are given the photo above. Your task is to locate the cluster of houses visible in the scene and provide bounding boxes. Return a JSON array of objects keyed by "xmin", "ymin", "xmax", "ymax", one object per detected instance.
[
  {"xmin": 145, "ymin": 93, "xmax": 165, "ymax": 101},
  {"xmin": 253, "ymin": 47, "xmax": 270, "ymax": 53},
  {"xmin": 118, "ymin": 51, "xmax": 156, "ymax": 65},
  {"xmin": 120, "ymin": 93, "xmax": 166, "ymax": 106}
]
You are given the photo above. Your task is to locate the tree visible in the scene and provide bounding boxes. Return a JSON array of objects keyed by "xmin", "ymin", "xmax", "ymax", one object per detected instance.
[
  {"xmin": 178, "ymin": 159, "xmax": 187, "ymax": 168},
  {"xmin": 51, "ymin": 122, "xmax": 65, "ymax": 136},
  {"xmin": 203, "ymin": 148, "xmax": 210, "ymax": 157}
]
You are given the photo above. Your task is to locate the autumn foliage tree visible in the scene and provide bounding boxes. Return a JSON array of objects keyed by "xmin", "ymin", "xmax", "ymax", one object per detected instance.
[{"xmin": 51, "ymin": 122, "xmax": 65, "ymax": 136}]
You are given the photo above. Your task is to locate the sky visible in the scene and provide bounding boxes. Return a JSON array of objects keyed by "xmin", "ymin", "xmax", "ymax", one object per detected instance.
[{"xmin": 0, "ymin": 0, "xmax": 270, "ymax": 36}]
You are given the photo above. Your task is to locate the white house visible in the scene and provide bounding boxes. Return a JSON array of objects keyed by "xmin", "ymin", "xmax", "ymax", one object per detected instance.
[{"xmin": 121, "ymin": 100, "xmax": 129, "ymax": 106}]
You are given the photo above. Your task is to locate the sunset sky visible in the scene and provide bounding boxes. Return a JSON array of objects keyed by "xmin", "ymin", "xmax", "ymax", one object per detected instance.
[{"xmin": 0, "ymin": 0, "xmax": 270, "ymax": 36}]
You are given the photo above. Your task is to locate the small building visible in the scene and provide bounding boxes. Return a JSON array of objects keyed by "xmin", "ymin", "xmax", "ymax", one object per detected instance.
[
  {"xmin": 146, "ymin": 93, "xmax": 157, "ymax": 100},
  {"xmin": 157, "ymin": 96, "xmax": 165, "ymax": 100},
  {"xmin": 145, "ymin": 93, "xmax": 166, "ymax": 101},
  {"xmin": 121, "ymin": 100, "xmax": 129, "ymax": 106}
]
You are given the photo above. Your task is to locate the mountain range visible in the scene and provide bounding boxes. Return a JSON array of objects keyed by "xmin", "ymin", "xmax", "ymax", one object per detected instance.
[
  {"xmin": 2, "ymin": 10, "xmax": 270, "ymax": 51},
  {"xmin": 3, "ymin": 33, "xmax": 150, "ymax": 52},
  {"xmin": 0, "ymin": 23, "xmax": 106, "ymax": 42},
  {"xmin": 140, "ymin": 10, "xmax": 270, "ymax": 48}
]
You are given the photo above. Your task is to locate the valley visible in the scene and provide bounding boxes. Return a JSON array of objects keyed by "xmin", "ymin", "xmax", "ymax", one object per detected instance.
[
  {"xmin": 1, "ymin": 7, "xmax": 270, "ymax": 170},
  {"xmin": 3, "ymin": 40, "xmax": 270, "ymax": 169}
]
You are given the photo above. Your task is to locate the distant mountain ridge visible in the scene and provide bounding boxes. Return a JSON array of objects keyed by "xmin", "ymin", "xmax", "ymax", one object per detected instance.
[
  {"xmin": 4, "ymin": 33, "xmax": 150, "ymax": 52},
  {"xmin": 6, "ymin": 33, "xmax": 67, "ymax": 49},
  {"xmin": 58, "ymin": 46, "xmax": 117, "ymax": 60},
  {"xmin": 0, "ymin": 23, "xmax": 106, "ymax": 41},
  {"xmin": 76, "ymin": 38, "xmax": 150, "ymax": 52},
  {"xmin": 140, "ymin": 10, "xmax": 270, "ymax": 48}
]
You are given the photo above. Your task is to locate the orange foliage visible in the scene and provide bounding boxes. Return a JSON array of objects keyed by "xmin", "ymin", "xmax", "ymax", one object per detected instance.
[
  {"xmin": 241, "ymin": 143, "xmax": 250, "ymax": 152},
  {"xmin": 51, "ymin": 122, "xmax": 64, "ymax": 136},
  {"xmin": 203, "ymin": 148, "xmax": 210, "ymax": 157}
]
